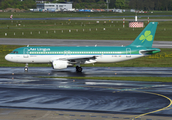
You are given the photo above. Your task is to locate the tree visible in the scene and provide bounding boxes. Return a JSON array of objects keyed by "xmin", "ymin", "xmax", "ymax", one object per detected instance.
[
  {"xmin": 53, "ymin": 0, "xmax": 65, "ymax": 3},
  {"xmin": 75, "ymin": 3, "xmax": 81, "ymax": 8},
  {"xmin": 109, "ymin": 0, "xmax": 115, "ymax": 9},
  {"xmin": 115, "ymin": 0, "xmax": 125, "ymax": 9},
  {"xmin": 0, "ymin": 0, "xmax": 36, "ymax": 9},
  {"xmin": 0, "ymin": 0, "xmax": 11, "ymax": 9}
]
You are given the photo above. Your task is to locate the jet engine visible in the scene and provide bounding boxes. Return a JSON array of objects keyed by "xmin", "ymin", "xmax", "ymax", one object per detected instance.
[{"xmin": 52, "ymin": 60, "xmax": 68, "ymax": 69}]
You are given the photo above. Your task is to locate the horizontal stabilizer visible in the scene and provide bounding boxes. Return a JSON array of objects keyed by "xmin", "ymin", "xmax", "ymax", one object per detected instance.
[{"xmin": 140, "ymin": 48, "xmax": 161, "ymax": 54}]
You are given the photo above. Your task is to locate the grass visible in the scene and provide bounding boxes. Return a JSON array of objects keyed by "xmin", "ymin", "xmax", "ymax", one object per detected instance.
[
  {"xmin": 0, "ymin": 45, "xmax": 172, "ymax": 67},
  {"xmin": 1, "ymin": 20, "xmax": 172, "ymax": 40},
  {"xmin": 39, "ymin": 76, "xmax": 172, "ymax": 82}
]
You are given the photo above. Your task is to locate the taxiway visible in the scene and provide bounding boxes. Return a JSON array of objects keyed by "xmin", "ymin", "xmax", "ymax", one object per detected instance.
[
  {"xmin": 0, "ymin": 67, "xmax": 172, "ymax": 120},
  {"xmin": 0, "ymin": 38, "xmax": 172, "ymax": 48}
]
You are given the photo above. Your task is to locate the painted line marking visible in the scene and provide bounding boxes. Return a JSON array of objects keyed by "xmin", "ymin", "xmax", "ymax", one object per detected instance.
[
  {"xmin": 164, "ymin": 107, "xmax": 172, "ymax": 110},
  {"xmin": 132, "ymin": 91, "xmax": 172, "ymax": 120},
  {"xmin": 112, "ymin": 85, "xmax": 172, "ymax": 119}
]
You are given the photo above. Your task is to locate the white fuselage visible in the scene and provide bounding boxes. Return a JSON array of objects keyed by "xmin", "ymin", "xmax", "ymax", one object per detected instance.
[{"xmin": 5, "ymin": 54, "xmax": 144, "ymax": 64}]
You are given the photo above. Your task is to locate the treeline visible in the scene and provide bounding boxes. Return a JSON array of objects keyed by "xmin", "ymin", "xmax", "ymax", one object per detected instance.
[
  {"xmin": 0, "ymin": 0, "xmax": 36, "ymax": 10},
  {"xmin": 0, "ymin": 0, "xmax": 172, "ymax": 11},
  {"xmin": 129, "ymin": 0, "xmax": 172, "ymax": 11},
  {"xmin": 72, "ymin": 0, "xmax": 172, "ymax": 10}
]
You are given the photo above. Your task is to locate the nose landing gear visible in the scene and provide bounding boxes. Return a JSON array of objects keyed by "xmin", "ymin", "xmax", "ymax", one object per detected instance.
[{"xmin": 24, "ymin": 63, "xmax": 28, "ymax": 72}]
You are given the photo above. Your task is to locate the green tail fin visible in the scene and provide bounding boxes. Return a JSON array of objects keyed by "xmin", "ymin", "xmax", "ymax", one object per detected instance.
[{"xmin": 129, "ymin": 22, "xmax": 158, "ymax": 48}]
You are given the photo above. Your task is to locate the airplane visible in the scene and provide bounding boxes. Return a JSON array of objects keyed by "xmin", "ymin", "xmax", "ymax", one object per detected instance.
[{"xmin": 5, "ymin": 22, "xmax": 160, "ymax": 72}]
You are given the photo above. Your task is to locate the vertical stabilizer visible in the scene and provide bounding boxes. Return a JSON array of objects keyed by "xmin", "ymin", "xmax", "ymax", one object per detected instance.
[{"xmin": 129, "ymin": 22, "xmax": 158, "ymax": 48}]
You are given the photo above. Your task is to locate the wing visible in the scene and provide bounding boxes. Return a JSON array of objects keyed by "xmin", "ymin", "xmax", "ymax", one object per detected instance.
[
  {"xmin": 67, "ymin": 55, "xmax": 97, "ymax": 65},
  {"xmin": 52, "ymin": 55, "xmax": 98, "ymax": 65},
  {"xmin": 59, "ymin": 55, "xmax": 96, "ymax": 60}
]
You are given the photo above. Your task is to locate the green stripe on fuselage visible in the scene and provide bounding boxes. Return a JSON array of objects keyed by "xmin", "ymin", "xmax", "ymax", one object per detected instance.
[{"xmin": 9, "ymin": 46, "xmax": 154, "ymax": 55}]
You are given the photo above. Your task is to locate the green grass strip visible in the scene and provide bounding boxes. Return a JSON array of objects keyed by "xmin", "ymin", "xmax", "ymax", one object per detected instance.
[
  {"xmin": 40, "ymin": 76, "xmax": 172, "ymax": 82},
  {"xmin": 1, "ymin": 20, "xmax": 172, "ymax": 41}
]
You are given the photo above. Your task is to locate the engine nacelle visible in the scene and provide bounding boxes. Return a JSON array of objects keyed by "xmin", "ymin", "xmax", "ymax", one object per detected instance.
[
  {"xmin": 84, "ymin": 59, "xmax": 96, "ymax": 64},
  {"xmin": 52, "ymin": 60, "xmax": 68, "ymax": 69}
]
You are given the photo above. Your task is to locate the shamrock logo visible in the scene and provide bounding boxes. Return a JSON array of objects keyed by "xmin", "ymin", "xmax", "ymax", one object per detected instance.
[{"xmin": 139, "ymin": 30, "xmax": 153, "ymax": 43}]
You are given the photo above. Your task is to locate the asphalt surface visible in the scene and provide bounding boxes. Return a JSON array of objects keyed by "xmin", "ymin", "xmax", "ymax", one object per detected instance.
[
  {"xmin": 1, "ymin": 18, "xmax": 172, "ymax": 21},
  {"xmin": 0, "ymin": 14, "xmax": 172, "ymax": 21},
  {"xmin": 1, "ymin": 38, "xmax": 172, "ymax": 48},
  {"xmin": 0, "ymin": 67, "xmax": 172, "ymax": 120}
]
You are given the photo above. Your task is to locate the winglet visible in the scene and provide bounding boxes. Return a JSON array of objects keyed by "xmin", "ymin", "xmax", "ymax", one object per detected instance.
[{"xmin": 129, "ymin": 22, "xmax": 158, "ymax": 48}]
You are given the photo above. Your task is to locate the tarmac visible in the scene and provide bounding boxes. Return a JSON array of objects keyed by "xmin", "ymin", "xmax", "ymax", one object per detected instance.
[
  {"xmin": 0, "ymin": 67, "xmax": 172, "ymax": 120},
  {"xmin": 1, "ymin": 108, "xmax": 172, "ymax": 120},
  {"xmin": 0, "ymin": 38, "xmax": 172, "ymax": 48}
]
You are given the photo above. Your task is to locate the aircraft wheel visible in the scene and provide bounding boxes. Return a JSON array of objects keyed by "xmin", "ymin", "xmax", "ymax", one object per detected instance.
[
  {"xmin": 24, "ymin": 67, "xmax": 28, "ymax": 71},
  {"xmin": 76, "ymin": 66, "xmax": 82, "ymax": 72}
]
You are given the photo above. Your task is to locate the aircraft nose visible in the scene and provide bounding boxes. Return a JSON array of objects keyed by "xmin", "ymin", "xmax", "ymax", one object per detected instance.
[{"xmin": 5, "ymin": 54, "xmax": 11, "ymax": 61}]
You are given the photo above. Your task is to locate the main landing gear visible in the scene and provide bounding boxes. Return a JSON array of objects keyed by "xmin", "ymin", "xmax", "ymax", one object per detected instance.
[
  {"xmin": 76, "ymin": 66, "xmax": 82, "ymax": 72},
  {"xmin": 24, "ymin": 63, "xmax": 28, "ymax": 72}
]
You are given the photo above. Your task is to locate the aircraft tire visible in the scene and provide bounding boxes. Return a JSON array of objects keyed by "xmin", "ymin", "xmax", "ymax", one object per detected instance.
[
  {"xmin": 24, "ymin": 67, "xmax": 28, "ymax": 71},
  {"xmin": 76, "ymin": 66, "xmax": 82, "ymax": 72}
]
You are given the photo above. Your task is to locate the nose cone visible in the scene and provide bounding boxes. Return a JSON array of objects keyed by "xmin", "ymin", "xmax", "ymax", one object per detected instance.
[{"xmin": 5, "ymin": 54, "xmax": 11, "ymax": 61}]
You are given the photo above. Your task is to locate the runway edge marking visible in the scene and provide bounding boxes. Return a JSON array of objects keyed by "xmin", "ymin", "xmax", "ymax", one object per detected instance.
[{"xmin": 132, "ymin": 91, "xmax": 172, "ymax": 120}]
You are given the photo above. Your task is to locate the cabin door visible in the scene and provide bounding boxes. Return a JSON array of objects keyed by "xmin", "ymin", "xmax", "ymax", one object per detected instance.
[
  {"xmin": 23, "ymin": 48, "xmax": 29, "ymax": 58},
  {"xmin": 126, "ymin": 48, "xmax": 131, "ymax": 58},
  {"xmin": 64, "ymin": 50, "xmax": 71, "ymax": 56}
]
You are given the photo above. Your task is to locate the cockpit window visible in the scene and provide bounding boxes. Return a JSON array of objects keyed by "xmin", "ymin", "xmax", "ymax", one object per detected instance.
[{"xmin": 11, "ymin": 51, "xmax": 18, "ymax": 54}]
